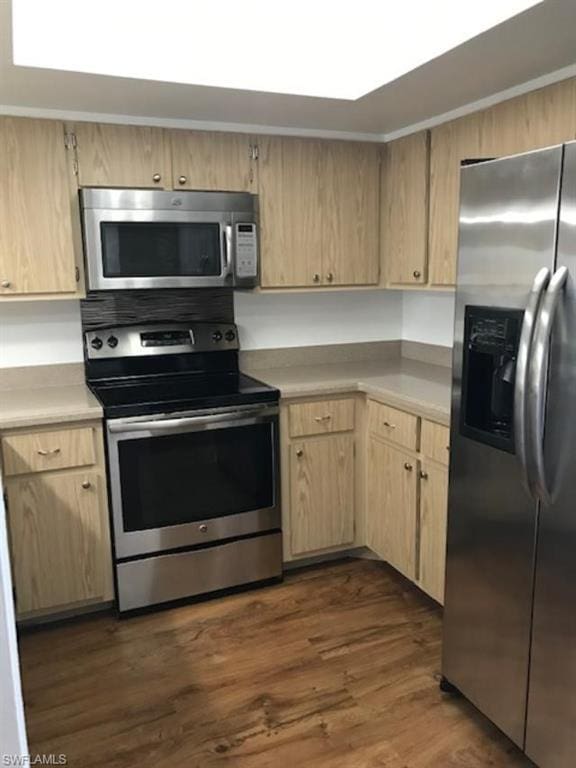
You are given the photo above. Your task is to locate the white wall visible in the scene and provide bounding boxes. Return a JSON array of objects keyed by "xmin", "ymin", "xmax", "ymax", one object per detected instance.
[
  {"xmin": 234, "ymin": 290, "xmax": 402, "ymax": 349},
  {"xmin": 402, "ymin": 291, "xmax": 455, "ymax": 347},
  {"xmin": 0, "ymin": 290, "xmax": 453, "ymax": 369},
  {"xmin": 0, "ymin": 478, "xmax": 28, "ymax": 759}
]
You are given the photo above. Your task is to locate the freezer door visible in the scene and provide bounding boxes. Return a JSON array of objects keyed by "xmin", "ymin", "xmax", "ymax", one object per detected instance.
[
  {"xmin": 526, "ymin": 141, "xmax": 576, "ymax": 768},
  {"xmin": 442, "ymin": 145, "xmax": 563, "ymax": 747}
]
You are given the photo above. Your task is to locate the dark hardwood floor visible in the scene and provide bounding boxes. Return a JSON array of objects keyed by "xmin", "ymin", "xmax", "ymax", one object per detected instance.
[{"xmin": 19, "ymin": 559, "xmax": 533, "ymax": 767}]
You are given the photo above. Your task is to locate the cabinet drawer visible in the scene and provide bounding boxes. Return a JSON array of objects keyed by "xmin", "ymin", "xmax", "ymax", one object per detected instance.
[
  {"xmin": 289, "ymin": 399, "xmax": 355, "ymax": 438},
  {"xmin": 420, "ymin": 420, "xmax": 450, "ymax": 465},
  {"xmin": 367, "ymin": 400, "xmax": 418, "ymax": 450},
  {"xmin": 2, "ymin": 427, "xmax": 96, "ymax": 476}
]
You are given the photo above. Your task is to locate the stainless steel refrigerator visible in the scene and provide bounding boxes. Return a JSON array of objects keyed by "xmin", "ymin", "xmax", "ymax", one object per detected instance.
[{"xmin": 442, "ymin": 140, "xmax": 576, "ymax": 768}]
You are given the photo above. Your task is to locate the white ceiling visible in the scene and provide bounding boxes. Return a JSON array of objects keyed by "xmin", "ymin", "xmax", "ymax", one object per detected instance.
[{"xmin": 1, "ymin": 0, "xmax": 576, "ymax": 138}]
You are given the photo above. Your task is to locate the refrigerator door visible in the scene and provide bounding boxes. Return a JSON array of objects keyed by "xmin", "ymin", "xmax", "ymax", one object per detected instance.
[
  {"xmin": 526, "ymin": 141, "xmax": 576, "ymax": 768},
  {"xmin": 442, "ymin": 145, "xmax": 563, "ymax": 747}
]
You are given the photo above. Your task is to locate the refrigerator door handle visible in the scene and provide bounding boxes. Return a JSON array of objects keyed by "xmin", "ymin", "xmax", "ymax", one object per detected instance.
[
  {"xmin": 515, "ymin": 267, "xmax": 550, "ymax": 497},
  {"xmin": 527, "ymin": 265, "xmax": 569, "ymax": 504}
]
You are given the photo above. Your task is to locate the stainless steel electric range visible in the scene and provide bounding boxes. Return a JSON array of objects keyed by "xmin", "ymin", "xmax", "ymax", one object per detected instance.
[{"xmin": 84, "ymin": 322, "xmax": 282, "ymax": 613}]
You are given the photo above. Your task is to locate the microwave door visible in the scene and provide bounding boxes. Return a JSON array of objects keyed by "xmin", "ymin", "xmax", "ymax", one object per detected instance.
[{"xmin": 83, "ymin": 209, "xmax": 231, "ymax": 290}]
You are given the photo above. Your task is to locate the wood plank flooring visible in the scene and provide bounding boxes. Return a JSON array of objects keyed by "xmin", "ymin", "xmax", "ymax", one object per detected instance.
[{"xmin": 19, "ymin": 559, "xmax": 533, "ymax": 767}]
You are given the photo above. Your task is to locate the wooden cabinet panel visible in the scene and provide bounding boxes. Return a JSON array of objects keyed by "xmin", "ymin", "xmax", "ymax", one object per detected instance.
[
  {"xmin": 367, "ymin": 400, "xmax": 418, "ymax": 451},
  {"xmin": 419, "ymin": 462, "xmax": 448, "ymax": 604},
  {"xmin": 420, "ymin": 420, "xmax": 450, "ymax": 466},
  {"xmin": 322, "ymin": 141, "xmax": 380, "ymax": 286},
  {"xmin": 382, "ymin": 132, "xmax": 429, "ymax": 285},
  {"xmin": 0, "ymin": 117, "xmax": 78, "ymax": 296},
  {"xmin": 2, "ymin": 427, "xmax": 95, "ymax": 477},
  {"xmin": 366, "ymin": 437, "xmax": 417, "ymax": 580},
  {"xmin": 290, "ymin": 435, "xmax": 354, "ymax": 555},
  {"xmin": 7, "ymin": 471, "xmax": 112, "ymax": 615},
  {"xmin": 428, "ymin": 114, "xmax": 482, "ymax": 287},
  {"xmin": 75, "ymin": 123, "xmax": 169, "ymax": 189},
  {"xmin": 171, "ymin": 129, "xmax": 253, "ymax": 192},
  {"xmin": 289, "ymin": 399, "xmax": 355, "ymax": 438},
  {"xmin": 258, "ymin": 136, "xmax": 323, "ymax": 287}
]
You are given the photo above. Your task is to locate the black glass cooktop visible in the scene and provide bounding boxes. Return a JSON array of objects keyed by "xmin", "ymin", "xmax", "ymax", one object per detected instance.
[{"xmin": 89, "ymin": 372, "xmax": 278, "ymax": 419}]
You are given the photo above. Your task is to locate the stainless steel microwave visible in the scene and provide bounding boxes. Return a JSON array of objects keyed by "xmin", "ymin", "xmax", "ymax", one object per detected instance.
[{"xmin": 80, "ymin": 188, "xmax": 259, "ymax": 291}]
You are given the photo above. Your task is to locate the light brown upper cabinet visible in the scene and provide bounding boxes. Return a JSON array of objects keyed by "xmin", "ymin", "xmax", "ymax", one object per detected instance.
[
  {"xmin": 381, "ymin": 131, "xmax": 429, "ymax": 286},
  {"xmin": 428, "ymin": 113, "xmax": 482, "ymax": 287},
  {"xmin": 0, "ymin": 116, "xmax": 80, "ymax": 297},
  {"xmin": 170, "ymin": 130, "xmax": 255, "ymax": 192},
  {"xmin": 259, "ymin": 136, "xmax": 323, "ymax": 287},
  {"xmin": 74, "ymin": 123, "xmax": 170, "ymax": 189},
  {"xmin": 322, "ymin": 140, "xmax": 380, "ymax": 286},
  {"xmin": 259, "ymin": 137, "xmax": 380, "ymax": 288}
]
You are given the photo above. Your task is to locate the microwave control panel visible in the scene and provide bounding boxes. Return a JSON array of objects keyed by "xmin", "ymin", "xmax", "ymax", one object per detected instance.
[{"xmin": 235, "ymin": 223, "xmax": 258, "ymax": 279}]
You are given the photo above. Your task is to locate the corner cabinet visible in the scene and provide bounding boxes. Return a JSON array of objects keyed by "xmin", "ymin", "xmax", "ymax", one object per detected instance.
[
  {"xmin": 0, "ymin": 116, "xmax": 82, "ymax": 299},
  {"xmin": 1, "ymin": 421, "xmax": 114, "ymax": 620},
  {"xmin": 259, "ymin": 136, "xmax": 380, "ymax": 288}
]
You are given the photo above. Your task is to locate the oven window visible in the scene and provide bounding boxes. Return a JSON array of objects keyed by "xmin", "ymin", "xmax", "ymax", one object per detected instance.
[
  {"xmin": 100, "ymin": 222, "xmax": 222, "ymax": 277},
  {"xmin": 118, "ymin": 423, "xmax": 275, "ymax": 531}
]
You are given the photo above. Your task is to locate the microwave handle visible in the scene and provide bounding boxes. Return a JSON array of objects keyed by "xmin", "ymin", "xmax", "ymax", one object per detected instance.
[{"xmin": 222, "ymin": 224, "xmax": 233, "ymax": 277}]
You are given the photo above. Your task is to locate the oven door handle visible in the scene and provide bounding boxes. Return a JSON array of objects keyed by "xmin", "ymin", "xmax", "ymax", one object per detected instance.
[{"xmin": 108, "ymin": 407, "xmax": 277, "ymax": 434}]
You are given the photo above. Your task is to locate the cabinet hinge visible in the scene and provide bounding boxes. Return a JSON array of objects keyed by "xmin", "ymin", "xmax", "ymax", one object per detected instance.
[
  {"xmin": 250, "ymin": 144, "xmax": 259, "ymax": 161},
  {"xmin": 64, "ymin": 131, "xmax": 77, "ymax": 150},
  {"xmin": 75, "ymin": 266, "xmax": 80, "ymax": 283}
]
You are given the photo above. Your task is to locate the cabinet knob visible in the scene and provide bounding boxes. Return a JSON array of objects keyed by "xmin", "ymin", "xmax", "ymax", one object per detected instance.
[
  {"xmin": 413, "ymin": 270, "xmax": 421, "ymax": 279},
  {"xmin": 199, "ymin": 523, "xmax": 208, "ymax": 533},
  {"xmin": 313, "ymin": 274, "xmax": 320, "ymax": 283},
  {"xmin": 81, "ymin": 480, "xmax": 91, "ymax": 489},
  {"xmin": 178, "ymin": 175, "xmax": 187, "ymax": 185},
  {"xmin": 420, "ymin": 470, "xmax": 428, "ymax": 480},
  {"xmin": 1, "ymin": 280, "xmax": 11, "ymax": 289},
  {"xmin": 326, "ymin": 272, "xmax": 334, "ymax": 283},
  {"xmin": 152, "ymin": 173, "xmax": 161, "ymax": 183},
  {"xmin": 296, "ymin": 449, "xmax": 304, "ymax": 458},
  {"xmin": 404, "ymin": 462, "xmax": 413, "ymax": 472}
]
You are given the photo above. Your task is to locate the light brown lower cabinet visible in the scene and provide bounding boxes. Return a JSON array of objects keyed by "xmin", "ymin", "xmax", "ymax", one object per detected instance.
[
  {"xmin": 366, "ymin": 436, "xmax": 418, "ymax": 581},
  {"xmin": 418, "ymin": 461, "xmax": 449, "ymax": 604},
  {"xmin": 289, "ymin": 434, "xmax": 355, "ymax": 556},
  {"xmin": 6, "ymin": 471, "xmax": 112, "ymax": 616}
]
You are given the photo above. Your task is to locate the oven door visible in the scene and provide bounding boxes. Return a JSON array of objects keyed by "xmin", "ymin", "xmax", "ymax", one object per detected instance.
[
  {"xmin": 106, "ymin": 404, "xmax": 280, "ymax": 559},
  {"xmin": 83, "ymin": 208, "xmax": 233, "ymax": 290}
]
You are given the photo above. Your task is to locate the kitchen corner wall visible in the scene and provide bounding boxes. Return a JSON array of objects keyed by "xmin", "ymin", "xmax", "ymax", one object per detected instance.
[{"xmin": 0, "ymin": 290, "xmax": 454, "ymax": 368}]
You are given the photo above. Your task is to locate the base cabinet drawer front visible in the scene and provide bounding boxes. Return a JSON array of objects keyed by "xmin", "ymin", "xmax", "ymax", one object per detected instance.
[
  {"xmin": 6, "ymin": 471, "xmax": 111, "ymax": 615},
  {"xmin": 289, "ymin": 399, "xmax": 355, "ymax": 438},
  {"xmin": 420, "ymin": 420, "xmax": 450, "ymax": 465},
  {"xmin": 2, "ymin": 427, "xmax": 96, "ymax": 477},
  {"xmin": 418, "ymin": 462, "xmax": 449, "ymax": 604},
  {"xmin": 367, "ymin": 400, "xmax": 418, "ymax": 451},
  {"xmin": 366, "ymin": 437, "xmax": 417, "ymax": 580},
  {"xmin": 290, "ymin": 435, "xmax": 355, "ymax": 556}
]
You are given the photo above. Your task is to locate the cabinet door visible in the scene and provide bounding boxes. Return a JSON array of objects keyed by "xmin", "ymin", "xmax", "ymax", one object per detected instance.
[
  {"xmin": 0, "ymin": 117, "xmax": 78, "ymax": 296},
  {"xmin": 171, "ymin": 130, "xmax": 253, "ymax": 192},
  {"xmin": 258, "ymin": 136, "xmax": 323, "ymax": 287},
  {"xmin": 322, "ymin": 141, "xmax": 380, "ymax": 286},
  {"xmin": 366, "ymin": 437, "xmax": 417, "ymax": 580},
  {"xmin": 382, "ymin": 132, "xmax": 428, "ymax": 286},
  {"xmin": 428, "ymin": 113, "xmax": 482, "ymax": 286},
  {"xmin": 419, "ymin": 462, "xmax": 448, "ymax": 604},
  {"xmin": 290, "ymin": 435, "xmax": 354, "ymax": 555},
  {"xmin": 6, "ymin": 471, "xmax": 111, "ymax": 615},
  {"xmin": 75, "ymin": 123, "xmax": 169, "ymax": 189}
]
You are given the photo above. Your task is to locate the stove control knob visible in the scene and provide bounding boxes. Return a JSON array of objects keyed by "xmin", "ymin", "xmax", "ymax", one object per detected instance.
[
  {"xmin": 107, "ymin": 335, "xmax": 119, "ymax": 348},
  {"xmin": 212, "ymin": 331, "xmax": 223, "ymax": 343},
  {"xmin": 225, "ymin": 330, "xmax": 236, "ymax": 342},
  {"xmin": 90, "ymin": 337, "xmax": 103, "ymax": 350}
]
